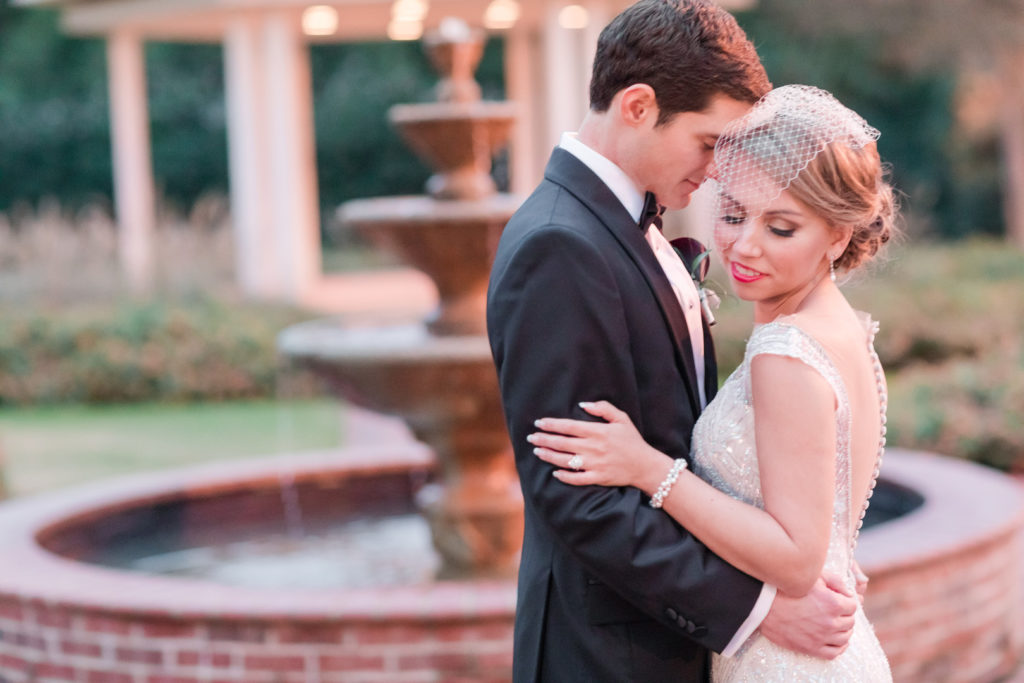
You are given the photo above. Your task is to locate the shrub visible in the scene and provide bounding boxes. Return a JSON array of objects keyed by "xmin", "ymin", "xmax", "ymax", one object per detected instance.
[{"xmin": 0, "ymin": 297, "xmax": 315, "ymax": 405}]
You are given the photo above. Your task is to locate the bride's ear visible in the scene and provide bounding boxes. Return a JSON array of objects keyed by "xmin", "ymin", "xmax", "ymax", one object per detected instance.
[
  {"xmin": 830, "ymin": 224, "xmax": 854, "ymax": 259},
  {"xmin": 618, "ymin": 84, "xmax": 659, "ymax": 127}
]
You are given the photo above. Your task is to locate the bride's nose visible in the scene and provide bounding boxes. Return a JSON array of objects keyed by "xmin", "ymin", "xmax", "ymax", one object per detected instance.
[{"xmin": 729, "ymin": 222, "xmax": 762, "ymax": 257}]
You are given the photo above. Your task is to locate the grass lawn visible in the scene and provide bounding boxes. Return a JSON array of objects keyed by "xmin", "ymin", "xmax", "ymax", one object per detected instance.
[{"xmin": 0, "ymin": 399, "xmax": 343, "ymax": 496}]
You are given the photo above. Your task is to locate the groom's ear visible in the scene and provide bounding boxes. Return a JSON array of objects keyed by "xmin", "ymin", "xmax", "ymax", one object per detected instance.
[{"xmin": 618, "ymin": 84, "xmax": 659, "ymax": 127}]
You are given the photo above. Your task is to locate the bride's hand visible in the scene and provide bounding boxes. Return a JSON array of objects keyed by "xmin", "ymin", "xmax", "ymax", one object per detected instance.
[{"xmin": 529, "ymin": 401, "xmax": 668, "ymax": 490}]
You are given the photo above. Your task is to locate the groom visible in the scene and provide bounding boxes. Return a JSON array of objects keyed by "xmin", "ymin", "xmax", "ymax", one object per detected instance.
[{"xmin": 487, "ymin": 1, "xmax": 859, "ymax": 680}]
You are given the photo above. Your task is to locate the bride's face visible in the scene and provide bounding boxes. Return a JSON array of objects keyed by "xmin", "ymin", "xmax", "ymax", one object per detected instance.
[{"xmin": 715, "ymin": 188, "xmax": 844, "ymax": 318}]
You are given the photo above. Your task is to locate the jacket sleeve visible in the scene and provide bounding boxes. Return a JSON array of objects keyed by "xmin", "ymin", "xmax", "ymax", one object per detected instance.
[{"xmin": 487, "ymin": 223, "xmax": 764, "ymax": 652}]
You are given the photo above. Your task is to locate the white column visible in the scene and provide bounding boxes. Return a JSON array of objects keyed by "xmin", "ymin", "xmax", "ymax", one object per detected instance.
[
  {"xmin": 224, "ymin": 16, "xmax": 276, "ymax": 297},
  {"xmin": 540, "ymin": 3, "xmax": 601, "ymax": 151},
  {"xmin": 107, "ymin": 30, "xmax": 156, "ymax": 293},
  {"xmin": 262, "ymin": 12, "xmax": 321, "ymax": 302},
  {"xmin": 541, "ymin": 4, "xmax": 578, "ymax": 150},
  {"xmin": 504, "ymin": 25, "xmax": 539, "ymax": 194}
]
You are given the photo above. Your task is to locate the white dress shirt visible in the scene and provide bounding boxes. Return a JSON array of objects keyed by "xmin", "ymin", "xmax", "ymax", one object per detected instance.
[{"xmin": 559, "ymin": 132, "xmax": 776, "ymax": 657}]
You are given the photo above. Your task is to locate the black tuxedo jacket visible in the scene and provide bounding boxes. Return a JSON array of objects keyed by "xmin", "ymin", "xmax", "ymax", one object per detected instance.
[{"xmin": 487, "ymin": 148, "xmax": 763, "ymax": 682}]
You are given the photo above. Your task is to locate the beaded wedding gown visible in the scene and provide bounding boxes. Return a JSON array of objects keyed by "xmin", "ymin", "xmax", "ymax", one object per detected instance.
[{"xmin": 691, "ymin": 314, "xmax": 892, "ymax": 682}]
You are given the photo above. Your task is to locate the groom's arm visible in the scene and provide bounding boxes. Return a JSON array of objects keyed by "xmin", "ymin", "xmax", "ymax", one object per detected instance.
[{"xmin": 488, "ymin": 223, "xmax": 762, "ymax": 652}]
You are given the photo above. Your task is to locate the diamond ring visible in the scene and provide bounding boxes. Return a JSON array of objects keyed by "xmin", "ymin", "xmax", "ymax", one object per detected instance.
[{"xmin": 568, "ymin": 455, "xmax": 584, "ymax": 471}]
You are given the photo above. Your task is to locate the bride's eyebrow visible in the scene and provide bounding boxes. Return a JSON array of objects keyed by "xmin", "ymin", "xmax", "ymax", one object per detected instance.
[
  {"xmin": 764, "ymin": 209, "xmax": 802, "ymax": 219},
  {"xmin": 720, "ymin": 193, "xmax": 747, "ymax": 214}
]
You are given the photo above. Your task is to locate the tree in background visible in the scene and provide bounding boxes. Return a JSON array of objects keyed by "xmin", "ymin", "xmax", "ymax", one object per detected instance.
[
  {"xmin": 741, "ymin": 0, "xmax": 1024, "ymax": 246},
  {"xmin": 0, "ymin": 2, "xmax": 1016, "ymax": 243}
]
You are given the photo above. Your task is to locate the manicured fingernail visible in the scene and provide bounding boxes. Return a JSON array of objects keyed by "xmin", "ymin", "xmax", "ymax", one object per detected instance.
[
  {"xmin": 579, "ymin": 401, "xmax": 594, "ymax": 408},
  {"xmin": 533, "ymin": 448, "xmax": 542, "ymax": 456},
  {"xmin": 526, "ymin": 434, "xmax": 537, "ymax": 443},
  {"xmin": 534, "ymin": 418, "xmax": 545, "ymax": 427}
]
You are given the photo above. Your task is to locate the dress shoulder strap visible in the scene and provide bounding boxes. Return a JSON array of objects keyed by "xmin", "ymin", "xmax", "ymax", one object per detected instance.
[{"xmin": 745, "ymin": 321, "xmax": 846, "ymax": 406}]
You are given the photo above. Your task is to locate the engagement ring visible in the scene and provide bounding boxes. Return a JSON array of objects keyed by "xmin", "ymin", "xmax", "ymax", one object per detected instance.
[{"xmin": 568, "ymin": 455, "xmax": 584, "ymax": 471}]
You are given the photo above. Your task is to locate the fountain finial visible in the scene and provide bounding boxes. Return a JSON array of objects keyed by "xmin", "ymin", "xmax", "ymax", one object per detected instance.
[
  {"xmin": 388, "ymin": 17, "xmax": 515, "ymax": 201},
  {"xmin": 425, "ymin": 17, "xmax": 484, "ymax": 104}
]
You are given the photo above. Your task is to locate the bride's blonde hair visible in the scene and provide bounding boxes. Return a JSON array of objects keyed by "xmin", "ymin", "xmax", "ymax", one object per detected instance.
[{"xmin": 787, "ymin": 140, "xmax": 900, "ymax": 272}]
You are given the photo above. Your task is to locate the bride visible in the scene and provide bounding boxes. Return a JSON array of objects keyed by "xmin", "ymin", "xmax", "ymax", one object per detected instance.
[{"xmin": 528, "ymin": 85, "xmax": 896, "ymax": 681}]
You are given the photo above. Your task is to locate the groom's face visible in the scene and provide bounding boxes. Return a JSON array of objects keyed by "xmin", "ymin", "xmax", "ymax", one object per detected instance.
[{"xmin": 632, "ymin": 94, "xmax": 751, "ymax": 210}]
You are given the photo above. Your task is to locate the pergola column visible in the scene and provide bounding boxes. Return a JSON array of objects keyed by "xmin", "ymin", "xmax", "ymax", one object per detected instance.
[
  {"xmin": 538, "ymin": 1, "xmax": 606, "ymax": 153},
  {"xmin": 224, "ymin": 15, "xmax": 276, "ymax": 297},
  {"xmin": 263, "ymin": 11, "xmax": 321, "ymax": 302},
  {"xmin": 107, "ymin": 29, "xmax": 156, "ymax": 292},
  {"xmin": 224, "ymin": 11, "xmax": 320, "ymax": 302},
  {"xmin": 504, "ymin": 24, "xmax": 538, "ymax": 194}
]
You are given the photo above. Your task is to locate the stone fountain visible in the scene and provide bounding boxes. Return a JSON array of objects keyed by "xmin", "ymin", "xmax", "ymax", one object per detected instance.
[{"xmin": 279, "ymin": 18, "xmax": 522, "ymax": 579}]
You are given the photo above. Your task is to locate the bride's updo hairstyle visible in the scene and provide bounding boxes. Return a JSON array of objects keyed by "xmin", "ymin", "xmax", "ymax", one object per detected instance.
[
  {"xmin": 710, "ymin": 85, "xmax": 899, "ymax": 273},
  {"xmin": 786, "ymin": 140, "xmax": 898, "ymax": 272}
]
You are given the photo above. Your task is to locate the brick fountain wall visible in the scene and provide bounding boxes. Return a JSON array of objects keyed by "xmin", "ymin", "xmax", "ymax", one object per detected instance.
[{"xmin": 0, "ymin": 448, "xmax": 1020, "ymax": 682}]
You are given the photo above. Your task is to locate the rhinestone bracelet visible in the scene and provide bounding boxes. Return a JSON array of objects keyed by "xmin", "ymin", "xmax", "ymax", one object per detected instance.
[{"xmin": 649, "ymin": 458, "xmax": 688, "ymax": 509}]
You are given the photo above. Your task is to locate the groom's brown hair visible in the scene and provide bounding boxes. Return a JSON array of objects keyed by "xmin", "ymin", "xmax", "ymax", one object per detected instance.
[{"xmin": 590, "ymin": 0, "xmax": 770, "ymax": 124}]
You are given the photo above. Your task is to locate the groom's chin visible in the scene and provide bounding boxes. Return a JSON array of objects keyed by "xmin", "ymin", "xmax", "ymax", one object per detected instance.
[{"xmin": 664, "ymin": 194, "xmax": 693, "ymax": 211}]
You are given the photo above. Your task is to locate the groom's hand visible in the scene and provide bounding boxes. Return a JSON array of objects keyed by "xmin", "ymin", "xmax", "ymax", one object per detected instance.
[{"xmin": 759, "ymin": 574, "xmax": 857, "ymax": 660}]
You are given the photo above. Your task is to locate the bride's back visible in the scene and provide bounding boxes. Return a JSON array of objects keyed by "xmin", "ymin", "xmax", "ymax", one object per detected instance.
[{"xmin": 786, "ymin": 301, "xmax": 883, "ymax": 538}]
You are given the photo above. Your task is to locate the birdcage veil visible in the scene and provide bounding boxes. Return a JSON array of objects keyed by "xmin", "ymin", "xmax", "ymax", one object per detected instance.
[{"xmin": 707, "ymin": 85, "xmax": 880, "ymax": 250}]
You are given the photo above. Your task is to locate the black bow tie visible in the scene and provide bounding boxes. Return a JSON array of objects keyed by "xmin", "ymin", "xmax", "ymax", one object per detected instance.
[{"xmin": 639, "ymin": 191, "xmax": 665, "ymax": 232}]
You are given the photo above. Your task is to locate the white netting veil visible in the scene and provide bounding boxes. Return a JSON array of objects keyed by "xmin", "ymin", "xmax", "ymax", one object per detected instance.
[{"xmin": 708, "ymin": 85, "xmax": 880, "ymax": 250}]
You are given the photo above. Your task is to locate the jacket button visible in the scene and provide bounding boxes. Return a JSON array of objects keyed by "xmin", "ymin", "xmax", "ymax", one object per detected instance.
[
  {"xmin": 665, "ymin": 608, "xmax": 678, "ymax": 621},
  {"xmin": 676, "ymin": 616, "xmax": 688, "ymax": 628},
  {"xmin": 685, "ymin": 620, "xmax": 697, "ymax": 634}
]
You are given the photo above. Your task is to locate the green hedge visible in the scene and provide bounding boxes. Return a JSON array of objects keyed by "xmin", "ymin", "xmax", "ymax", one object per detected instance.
[
  {"xmin": 0, "ymin": 297, "xmax": 315, "ymax": 405},
  {"xmin": 710, "ymin": 239, "xmax": 1024, "ymax": 469}
]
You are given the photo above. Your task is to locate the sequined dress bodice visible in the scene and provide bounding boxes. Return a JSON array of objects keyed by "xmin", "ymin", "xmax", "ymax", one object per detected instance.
[{"xmin": 692, "ymin": 317, "xmax": 892, "ymax": 682}]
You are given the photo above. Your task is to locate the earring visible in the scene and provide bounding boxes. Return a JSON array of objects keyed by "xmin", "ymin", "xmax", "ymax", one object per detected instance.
[{"xmin": 829, "ymin": 256, "xmax": 836, "ymax": 283}]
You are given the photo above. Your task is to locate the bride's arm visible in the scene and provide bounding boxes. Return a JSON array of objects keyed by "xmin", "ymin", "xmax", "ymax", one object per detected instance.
[{"xmin": 530, "ymin": 354, "xmax": 835, "ymax": 597}]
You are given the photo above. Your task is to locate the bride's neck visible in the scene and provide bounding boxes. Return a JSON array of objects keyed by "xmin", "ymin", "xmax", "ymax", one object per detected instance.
[{"xmin": 754, "ymin": 273, "xmax": 839, "ymax": 324}]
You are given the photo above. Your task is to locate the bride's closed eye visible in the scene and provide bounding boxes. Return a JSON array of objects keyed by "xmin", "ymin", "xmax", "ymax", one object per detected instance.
[{"xmin": 768, "ymin": 225, "xmax": 795, "ymax": 237}]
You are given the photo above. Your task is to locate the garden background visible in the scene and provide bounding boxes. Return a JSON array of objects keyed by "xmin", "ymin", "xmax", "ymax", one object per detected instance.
[{"xmin": 0, "ymin": 0, "xmax": 1022, "ymax": 497}]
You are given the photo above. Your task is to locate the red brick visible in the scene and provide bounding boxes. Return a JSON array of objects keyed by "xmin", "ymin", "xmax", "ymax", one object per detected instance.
[
  {"xmin": 207, "ymin": 622, "xmax": 266, "ymax": 642},
  {"xmin": 116, "ymin": 646, "xmax": 163, "ymax": 664},
  {"xmin": 177, "ymin": 650, "xmax": 232, "ymax": 667},
  {"xmin": 0, "ymin": 601, "xmax": 24, "ymax": 620},
  {"xmin": 61, "ymin": 639, "xmax": 103, "ymax": 657},
  {"xmin": 353, "ymin": 624, "xmax": 430, "ymax": 644},
  {"xmin": 475, "ymin": 650, "xmax": 515, "ymax": 670},
  {"xmin": 13, "ymin": 632, "xmax": 46, "ymax": 650},
  {"xmin": 243, "ymin": 654, "xmax": 306, "ymax": 672},
  {"xmin": 276, "ymin": 622, "xmax": 344, "ymax": 644},
  {"xmin": 146, "ymin": 677, "xmax": 199, "ymax": 683},
  {"xmin": 35, "ymin": 606, "xmax": 73, "ymax": 629},
  {"xmin": 433, "ymin": 623, "xmax": 512, "ymax": 643},
  {"xmin": 398, "ymin": 652, "xmax": 473, "ymax": 672},
  {"xmin": 0, "ymin": 653, "xmax": 29, "ymax": 671},
  {"xmin": 319, "ymin": 653, "xmax": 386, "ymax": 671},
  {"xmin": 140, "ymin": 621, "xmax": 197, "ymax": 638},
  {"xmin": 81, "ymin": 615, "xmax": 132, "ymax": 635},
  {"xmin": 35, "ymin": 663, "xmax": 77, "ymax": 681},
  {"xmin": 86, "ymin": 672, "xmax": 133, "ymax": 683}
]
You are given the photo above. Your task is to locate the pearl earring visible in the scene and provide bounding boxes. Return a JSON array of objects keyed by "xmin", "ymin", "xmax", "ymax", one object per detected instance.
[{"xmin": 829, "ymin": 256, "xmax": 836, "ymax": 283}]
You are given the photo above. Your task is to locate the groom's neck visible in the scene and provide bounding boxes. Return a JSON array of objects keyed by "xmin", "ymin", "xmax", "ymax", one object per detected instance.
[{"xmin": 577, "ymin": 112, "xmax": 637, "ymax": 185}]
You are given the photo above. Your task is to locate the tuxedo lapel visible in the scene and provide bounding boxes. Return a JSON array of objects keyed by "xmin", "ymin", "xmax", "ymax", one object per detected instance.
[
  {"xmin": 544, "ymin": 149, "xmax": 702, "ymax": 414},
  {"xmin": 702, "ymin": 317, "xmax": 718, "ymax": 403}
]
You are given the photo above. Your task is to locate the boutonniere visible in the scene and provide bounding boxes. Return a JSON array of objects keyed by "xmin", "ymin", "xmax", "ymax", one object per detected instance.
[{"xmin": 669, "ymin": 237, "xmax": 720, "ymax": 326}]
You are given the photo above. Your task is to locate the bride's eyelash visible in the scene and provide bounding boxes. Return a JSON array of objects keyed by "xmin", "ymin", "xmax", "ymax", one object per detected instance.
[{"xmin": 769, "ymin": 226, "xmax": 795, "ymax": 237}]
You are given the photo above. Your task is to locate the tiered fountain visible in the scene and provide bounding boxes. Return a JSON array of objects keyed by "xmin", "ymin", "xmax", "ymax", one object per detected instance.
[{"xmin": 280, "ymin": 17, "xmax": 522, "ymax": 579}]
